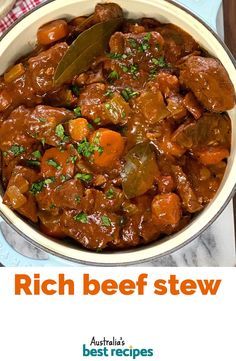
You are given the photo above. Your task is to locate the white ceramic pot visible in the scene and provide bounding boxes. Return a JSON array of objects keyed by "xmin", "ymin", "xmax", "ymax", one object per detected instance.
[{"xmin": 0, "ymin": 0, "xmax": 235, "ymax": 265}]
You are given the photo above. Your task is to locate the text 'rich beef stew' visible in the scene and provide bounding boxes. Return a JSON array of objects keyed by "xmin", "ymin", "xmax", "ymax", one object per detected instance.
[{"xmin": 0, "ymin": 3, "xmax": 235, "ymax": 251}]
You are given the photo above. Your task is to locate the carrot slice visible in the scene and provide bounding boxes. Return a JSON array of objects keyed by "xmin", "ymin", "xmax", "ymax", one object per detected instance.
[
  {"xmin": 41, "ymin": 148, "xmax": 74, "ymax": 178},
  {"xmin": 37, "ymin": 20, "xmax": 69, "ymax": 45},
  {"xmin": 69, "ymin": 118, "xmax": 90, "ymax": 141},
  {"xmin": 195, "ymin": 146, "xmax": 230, "ymax": 165},
  {"xmin": 90, "ymin": 128, "xmax": 124, "ymax": 168}
]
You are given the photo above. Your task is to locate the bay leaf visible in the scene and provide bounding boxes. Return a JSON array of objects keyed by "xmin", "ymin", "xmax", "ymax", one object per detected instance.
[
  {"xmin": 54, "ymin": 17, "xmax": 123, "ymax": 86},
  {"xmin": 121, "ymin": 142, "xmax": 158, "ymax": 199}
]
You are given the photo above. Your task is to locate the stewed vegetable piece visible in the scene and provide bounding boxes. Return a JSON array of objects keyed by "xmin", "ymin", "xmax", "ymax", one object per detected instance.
[{"xmin": 0, "ymin": 2, "xmax": 234, "ymax": 251}]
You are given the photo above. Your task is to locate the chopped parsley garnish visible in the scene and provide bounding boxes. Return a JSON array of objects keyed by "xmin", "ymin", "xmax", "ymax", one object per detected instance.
[
  {"xmin": 30, "ymin": 181, "xmax": 44, "ymax": 194},
  {"xmin": 108, "ymin": 70, "xmax": 119, "ymax": 80},
  {"xmin": 108, "ymin": 53, "xmax": 124, "ymax": 59},
  {"xmin": 106, "ymin": 188, "xmax": 115, "ymax": 199},
  {"xmin": 71, "ymin": 85, "xmax": 81, "ymax": 96},
  {"xmin": 130, "ymin": 64, "xmax": 139, "ymax": 74},
  {"xmin": 121, "ymin": 88, "xmax": 139, "ymax": 101},
  {"xmin": 26, "ymin": 160, "xmax": 40, "ymax": 167},
  {"xmin": 139, "ymin": 34, "xmax": 151, "ymax": 52},
  {"xmin": 105, "ymin": 103, "xmax": 111, "ymax": 110},
  {"xmin": 30, "ymin": 178, "xmax": 55, "ymax": 195},
  {"xmin": 128, "ymin": 38, "xmax": 137, "ymax": 48},
  {"xmin": 101, "ymin": 215, "xmax": 112, "ymax": 227},
  {"xmin": 144, "ymin": 32, "xmax": 151, "ymax": 41},
  {"xmin": 75, "ymin": 173, "xmax": 93, "ymax": 182},
  {"xmin": 67, "ymin": 155, "xmax": 77, "ymax": 164},
  {"xmin": 55, "ymin": 124, "xmax": 66, "ymax": 140},
  {"xmin": 2, "ymin": 151, "xmax": 7, "ymax": 157},
  {"xmin": 32, "ymin": 150, "xmax": 41, "ymax": 159},
  {"xmin": 120, "ymin": 64, "xmax": 129, "ymax": 73},
  {"xmin": 61, "ymin": 174, "xmax": 70, "ymax": 182},
  {"xmin": 75, "ymin": 195, "xmax": 81, "ymax": 203},
  {"xmin": 104, "ymin": 89, "xmax": 114, "ymax": 97},
  {"xmin": 47, "ymin": 159, "xmax": 62, "ymax": 170},
  {"xmin": 88, "ymin": 122, "xmax": 93, "ymax": 129},
  {"xmin": 41, "ymin": 138, "xmax": 46, "ymax": 146},
  {"xmin": 50, "ymin": 204, "xmax": 56, "ymax": 209},
  {"xmin": 122, "ymin": 111, "xmax": 126, "ymax": 119},
  {"xmin": 74, "ymin": 106, "xmax": 82, "ymax": 117},
  {"xmin": 9, "ymin": 145, "xmax": 25, "ymax": 156},
  {"xmin": 74, "ymin": 212, "xmax": 88, "ymax": 223},
  {"xmin": 93, "ymin": 117, "xmax": 101, "ymax": 124},
  {"xmin": 44, "ymin": 177, "xmax": 55, "ymax": 185},
  {"xmin": 77, "ymin": 139, "xmax": 103, "ymax": 158},
  {"xmin": 37, "ymin": 117, "xmax": 47, "ymax": 123},
  {"xmin": 152, "ymin": 56, "xmax": 167, "ymax": 67}
]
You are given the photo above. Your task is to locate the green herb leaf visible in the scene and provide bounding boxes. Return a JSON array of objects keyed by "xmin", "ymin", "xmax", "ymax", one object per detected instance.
[
  {"xmin": 47, "ymin": 159, "xmax": 62, "ymax": 170},
  {"xmin": 74, "ymin": 212, "xmax": 88, "ymax": 223},
  {"xmin": 101, "ymin": 215, "xmax": 112, "ymax": 227},
  {"xmin": 121, "ymin": 142, "xmax": 158, "ymax": 199},
  {"xmin": 107, "ymin": 52, "xmax": 123, "ymax": 59},
  {"xmin": 9, "ymin": 145, "xmax": 25, "ymax": 156},
  {"xmin": 55, "ymin": 124, "xmax": 66, "ymax": 140},
  {"xmin": 54, "ymin": 18, "xmax": 123, "ymax": 86},
  {"xmin": 104, "ymin": 89, "xmax": 114, "ymax": 97},
  {"xmin": 37, "ymin": 117, "xmax": 47, "ymax": 123},
  {"xmin": 120, "ymin": 65, "xmax": 129, "ymax": 73},
  {"xmin": 75, "ymin": 173, "xmax": 93, "ymax": 182},
  {"xmin": 152, "ymin": 56, "xmax": 167, "ymax": 67},
  {"xmin": 30, "ymin": 178, "xmax": 55, "ymax": 195},
  {"xmin": 74, "ymin": 106, "xmax": 82, "ymax": 117},
  {"xmin": 32, "ymin": 150, "xmax": 41, "ymax": 159},
  {"xmin": 77, "ymin": 139, "xmax": 103, "ymax": 158},
  {"xmin": 128, "ymin": 38, "xmax": 137, "ymax": 48},
  {"xmin": 61, "ymin": 174, "xmax": 70, "ymax": 182},
  {"xmin": 108, "ymin": 70, "xmax": 119, "ymax": 80},
  {"xmin": 144, "ymin": 32, "xmax": 151, "ymax": 41},
  {"xmin": 30, "ymin": 181, "xmax": 44, "ymax": 195},
  {"xmin": 26, "ymin": 160, "xmax": 40, "ymax": 167},
  {"xmin": 93, "ymin": 117, "xmax": 101, "ymax": 124},
  {"xmin": 121, "ymin": 88, "xmax": 139, "ymax": 101},
  {"xmin": 75, "ymin": 195, "xmax": 81, "ymax": 203},
  {"xmin": 71, "ymin": 85, "xmax": 81, "ymax": 96},
  {"xmin": 106, "ymin": 188, "xmax": 115, "ymax": 199}
]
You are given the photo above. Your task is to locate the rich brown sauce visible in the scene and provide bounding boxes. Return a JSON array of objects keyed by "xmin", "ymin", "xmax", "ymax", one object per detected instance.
[{"xmin": 0, "ymin": 3, "xmax": 235, "ymax": 251}]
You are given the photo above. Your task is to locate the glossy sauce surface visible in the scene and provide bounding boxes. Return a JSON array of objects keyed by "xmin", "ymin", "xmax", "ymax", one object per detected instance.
[{"xmin": 0, "ymin": 3, "xmax": 235, "ymax": 251}]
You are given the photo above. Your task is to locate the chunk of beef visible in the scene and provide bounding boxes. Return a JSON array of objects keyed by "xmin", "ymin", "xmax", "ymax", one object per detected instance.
[
  {"xmin": 157, "ymin": 24, "xmax": 200, "ymax": 64},
  {"xmin": 94, "ymin": 3, "xmax": 123, "ymax": 22},
  {"xmin": 179, "ymin": 56, "xmax": 235, "ymax": 112},
  {"xmin": 172, "ymin": 113, "xmax": 231, "ymax": 149},
  {"xmin": 78, "ymin": 84, "xmax": 130, "ymax": 125},
  {"xmin": 171, "ymin": 165, "xmax": 203, "ymax": 213},
  {"xmin": 61, "ymin": 210, "xmax": 120, "ymax": 250},
  {"xmin": 28, "ymin": 42, "xmax": 68, "ymax": 94},
  {"xmin": 0, "ymin": 106, "xmax": 36, "ymax": 153},
  {"xmin": 26, "ymin": 105, "xmax": 73, "ymax": 146}
]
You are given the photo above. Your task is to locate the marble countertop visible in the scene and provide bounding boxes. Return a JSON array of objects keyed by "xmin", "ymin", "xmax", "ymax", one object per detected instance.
[{"xmin": 0, "ymin": 0, "xmax": 235, "ymax": 267}]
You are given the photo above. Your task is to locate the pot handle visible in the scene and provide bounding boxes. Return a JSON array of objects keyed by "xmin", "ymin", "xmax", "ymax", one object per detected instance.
[
  {"xmin": 177, "ymin": 0, "xmax": 222, "ymax": 30},
  {"xmin": 0, "ymin": 217, "xmax": 74, "ymax": 267}
]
